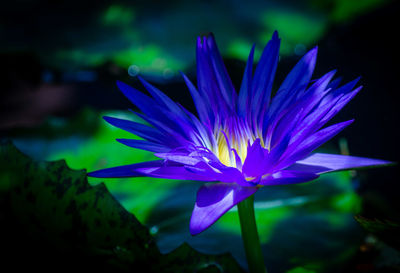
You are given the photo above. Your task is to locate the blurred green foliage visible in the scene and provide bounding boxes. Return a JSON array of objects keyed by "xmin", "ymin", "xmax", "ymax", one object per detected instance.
[
  {"xmin": 322, "ymin": 0, "xmax": 389, "ymax": 22},
  {"xmin": 259, "ymin": 10, "xmax": 326, "ymax": 56},
  {"xmin": 2, "ymin": 0, "xmax": 388, "ymax": 76},
  {"xmin": 102, "ymin": 5, "xmax": 135, "ymax": 26}
]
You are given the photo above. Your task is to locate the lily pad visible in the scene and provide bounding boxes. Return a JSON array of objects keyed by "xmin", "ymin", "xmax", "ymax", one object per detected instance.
[{"xmin": 0, "ymin": 140, "xmax": 244, "ymax": 273}]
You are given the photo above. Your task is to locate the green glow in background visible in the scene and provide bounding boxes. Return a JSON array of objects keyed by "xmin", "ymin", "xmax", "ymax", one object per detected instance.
[{"xmin": 3, "ymin": 0, "xmax": 386, "ymax": 75}]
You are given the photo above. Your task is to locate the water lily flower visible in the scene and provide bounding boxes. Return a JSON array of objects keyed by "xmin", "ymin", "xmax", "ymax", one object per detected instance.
[{"xmin": 88, "ymin": 31, "xmax": 391, "ymax": 236}]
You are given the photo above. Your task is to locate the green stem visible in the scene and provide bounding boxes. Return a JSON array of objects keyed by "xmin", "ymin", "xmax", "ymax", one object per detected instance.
[{"xmin": 237, "ymin": 195, "xmax": 267, "ymax": 273}]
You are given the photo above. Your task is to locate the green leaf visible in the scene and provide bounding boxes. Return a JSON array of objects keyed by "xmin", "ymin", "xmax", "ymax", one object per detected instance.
[{"xmin": 0, "ymin": 140, "xmax": 244, "ymax": 273}]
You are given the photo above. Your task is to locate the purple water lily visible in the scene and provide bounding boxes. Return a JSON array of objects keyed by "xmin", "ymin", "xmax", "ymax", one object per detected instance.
[{"xmin": 88, "ymin": 31, "xmax": 390, "ymax": 235}]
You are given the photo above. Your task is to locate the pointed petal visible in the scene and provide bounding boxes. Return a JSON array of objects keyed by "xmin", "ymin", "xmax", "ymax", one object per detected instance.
[
  {"xmin": 103, "ymin": 116, "xmax": 163, "ymax": 143},
  {"xmin": 116, "ymin": 139, "xmax": 170, "ymax": 153},
  {"xmin": 88, "ymin": 160, "xmax": 217, "ymax": 181},
  {"xmin": 269, "ymin": 104, "xmax": 303, "ymax": 148},
  {"xmin": 260, "ymin": 170, "xmax": 319, "ymax": 186},
  {"xmin": 131, "ymin": 110, "xmax": 193, "ymax": 147},
  {"xmin": 270, "ymin": 70, "xmax": 341, "ymax": 148},
  {"xmin": 181, "ymin": 72, "xmax": 211, "ymax": 125},
  {"xmin": 185, "ymin": 161, "xmax": 251, "ymax": 186},
  {"xmin": 147, "ymin": 166, "xmax": 217, "ymax": 181},
  {"xmin": 264, "ymin": 134, "xmax": 291, "ymax": 173},
  {"xmin": 267, "ymin": 47, "xmax": 318, "ymax": 120},
  {"xmin": 190, "ymin": 183, "xmax": 258, "ymax": 235},
  {"xmin": 279, "ymin": 46, "xmax": 318, "ymax": 93},
  {"xmin": 295, "ymin": 119, "xmax": 354, "ymax": 156},
  {"xmin": 327, "ymin": 77, "xmax": 342, "ymax": 90},
  {"xmin": 317, "ymin": 86, "xmax": 362, "ymax": 127},
  {"xmin": 288, "ymin": 153, "xmax": 394, "ymax": 174},
  {"xmin": 206, "ymin": 34, "xmax": 237, "ymax": 107},
  {"xmin": 251, "ymin": 31, "xmax": 280, "ymax": 120},
  {"xmin": 138, "ymin": 76, "xmax": 186, "ymax": 116},
  {"xmin": 232, "ymin": 148, "xmax": 243, "ymax": 170},
  {"xmin": 242, "ymin": 139, "xmax": 269, "ymax": 178},
  {"xmin": 155, "ymin": 152, "xmax": 203, "ymax": 166},
  {"xmin": 277, "ymin": 119, "xmax": 354, "ymax": 170},
  {"xmin": 117, "ymin": 81, "xmax": 189, "ymax": 136},
  {"xmin": 196, "ymin": 36, "xmax": 230, "ymax": 119},
  {"xmin": 296, "ymin": 70, "xmax": 336, "ymax": 119},
  {"xmin": 116, "ymin": 80, "xmax": 157, "ymax": 116},
  {"xmin": 321, "ymin": 77, "xmax": 361, "ymax": 107},
  {"xmin": 237, "ymin": 44, "xmax": 255, "ymax": 117},
  {"xmin": 288, "ymin": 89, "xmax": 346, "ymax": 146},
  {"xmin": 88, "ymin": 160, "xmax": 164, "ymax": 178}
]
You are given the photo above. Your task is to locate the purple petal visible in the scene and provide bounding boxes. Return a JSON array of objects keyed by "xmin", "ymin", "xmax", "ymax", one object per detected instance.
[
  {"xmin": 87, "ymin": 160, "xmax": 164, "ymax": 178},
  {"xmin": 181, "ymin": 72, "xmax": 212, "ymax": 125},
  {"xmin": 317, "ymin": 86, "xmax": 362, "ymax": 128},
  {"xmin": 296, "ymin": 70, "xmax": 336, "ymax": 119},
  {"xmin": 327, "ymin": 77, "xmax": 342, "ymax": 90},
  {"xmin": 147, "ymin": 165, "xmax": 216, "ymax": 181},
  {"xmin": 277, "ymin": 119, "xmax": 354, "ymax": 170},
  {"xmin": 206, "ymin": 34, "xmax": 237, "ymax": 108},
  {"xmin": 232, "ymin": 148, "xmax": 243, "ymax": 170},
  {"xmin": 242, "ymin": 139, "xmax": 269, "ymax": 178},
  {"xmin": 321, "ymin": 77, "xmax": 360, "ymax": 106},
  {"xmin": 103, "ymin": 116, "xmax": 164, "ymax": 143},
  {"xmin": 267, "ymin": 70, "xmax": 336, "ymax": 146},
  {"xmin": 190, "ymin": 183, "xmax": 258, "ymax": 235},
  {"xmin": 264, "ymin": 134, "xmax": 291, "ymax": 174},
  {"xmin": 251, "ymin": 31, "xmax": 280, "ymax": 121},
  {"xmin": 251, "ymin": 31, "xmax": 281, "ymax": 118},
  {"xmin": 293, "ymin": 119, "xmax": 354, "ymax": 155},
  {"xmin": 237, "ymin": 44, "xmax": 255, "ymax": 118},
  {"xmin": 155, "ymin": 152, "xmax": 203, "ymax": 166},
  {"xmin": 196, "ymin": 36, "xmax": 230, "ymax": 120},
  {"xmin": 260, "ymin": 170, "xmax": 319, "ymax": 186},
  {"xmin": 288, "ymin": 92, "xmax": 344, "ymax": 145},
  {"xmin": 117, "ymin": 81, "xmax": 189, "ymax": 137},
  {"xmin": 288, "ymin": 153, "xmax": 394, "ymax": 174},
  {"xmin": 280, "ymin": 46, "xmax": 318, "ymax": 90},
  {"xmin": 88, "ymin": 160, "xmax": 217, "ymax": 181},
  {"xmin": 138, "ymin": 76, "xmax": 187, "ymax": 117},
  {"xmin": 131, "ymin": 109, "xmax": 200, "ymax": 149},
  {"xmin": 118, "ymin": 81, "xmax": 197, "ymax": 141},
  {"xmin": 116, "ymin": 81, "xmax": 158, "ymax": 117},
  {"xmin": 116, "ymin": 138, "xmax": 170, "ymax": 153},
  {"xmin": 269, "ymin": 104, "xmax": 303, "ymax": 148},
  {"xmin": 267, "ymin": 47, "xmax": 318, "ymax": 119},
  {"xmin": 288, "ymin": 81, "xmax": 359, "ymax": 147},
  {"xmin": 185, "ymin": 161, "xmax": 251, "ymax": 186}
]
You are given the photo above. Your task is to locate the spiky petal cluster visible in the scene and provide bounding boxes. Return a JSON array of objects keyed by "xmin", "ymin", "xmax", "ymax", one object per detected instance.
[{"xmin": 88, "ymin": 31, "xmax": 390, "ymax": 235}]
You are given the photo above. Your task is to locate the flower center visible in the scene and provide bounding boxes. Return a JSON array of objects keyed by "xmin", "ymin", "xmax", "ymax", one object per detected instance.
[
  {"xmin": 211, "ymin": 118, "xmax": 265, "ymax": 168},
  {"xmin": 216, "ymin": 133, "xmax": 247, "ymax": 167}
]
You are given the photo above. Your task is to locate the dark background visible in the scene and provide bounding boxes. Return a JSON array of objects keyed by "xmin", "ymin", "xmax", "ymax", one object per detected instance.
[{"xmin": 1, "ymin": 0, "xmax": 399, "ymax": 272}]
